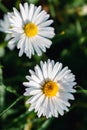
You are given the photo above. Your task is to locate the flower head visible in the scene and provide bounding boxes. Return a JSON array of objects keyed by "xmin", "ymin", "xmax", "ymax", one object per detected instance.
[
  {"xmin": 23, "ymin": 59, "xmax": 76, "ymax": 118},
  {"xmin": 8, "ymin": 3, "xmax": 55, "ymax": 58},
  {"xmin": 0, "ymin": 13, "xmax": 15, "ymax": 50}
]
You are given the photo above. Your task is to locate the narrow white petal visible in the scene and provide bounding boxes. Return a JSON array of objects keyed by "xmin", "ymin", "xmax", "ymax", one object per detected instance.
[
  {"xmin": 11, "ymin": 27, "xmax": 24, "ymax": 33},
  {"xmin": 13, "ymin": 7, "xmax": 23, "ymax": 26},
  {"xmin": 31, "ymin": 75, "xmax": 41, "ymax": 84},
  {"xmin": 39, "ymin": 27, "xmax": 54, "ymax": 31},
  {"xmin": 25, "ymin": 37, "xmax": 29, "ymax": 51},
  {"xmin": 5, "ymin": 34, "xmax": 12, "ymax": 41},
  {"xmin": 24, "ymin": 37, "xmax": 32, "ymax": 58},
  {"xmin": 31, "ymin": 38, "xmax": 42, "ymax": 56},
  {"xmin": 24, "ymin": 3, "xmax": 29, "ymax": 20},
  {"xmin": 30, "ymin": 89, "xmax": 42, "ymax": 95},
  {"xmin": 54, "ymin": 67, "xmax": 71, "ymax": 81},
  {"xmin": 35, "ymin": 12, "xmax": 50, "ymax": 25},
  {"xmin": 35, "ymin": 35, "xmax": 52, "ymax": 48},
  {"xmin": 29, "ymin": 69, "xmax": 35, "ymax": 75},
  {"xmin": 23, "ymin": 81, "xmax": 40, "ymax": 88},
  {"xmin": 17, "ymin": 35, "xmax": 25, "ymax": 49},
  {"xmin": 28, "ymin": 4, "xmax": 35, "ymax": 21},
  {"xmin": 26, "ymin": 75, "xmax": 32, "ymax": 81},
  {"xmin": 52, "ymin": 97, "xmax": 64, "ymax": 116},
  {"xmin": 59, "ymin": 81, "xmax": 76, "ymax": 93},
  {"xmin": 35, "ymin": 94, "xmax": 45, "ymax": 111},
  {"xmin": 19, "ymin": 3, "xmax": 26, "ymax": 23},
  {"xmin": 17, "ymin": 35, "xmax": 26, "ymax": 56},
  {"xmin": 34, "ymin": 65, "xmax": 44, "ymax": 81},
  {"xmin": 38, "ymin": 30, "xmax": 55, "ymax": 38},
  {"xmin": 57, "ymin": 98, "xmax": 71, "ymax": 107},
  {"xmin": 47, "ymin": 60, "xmax": 53, "ymax": 79},
  {"xmin": 27, "ymin": 38, "xmax": 34, "ymax": 57},
  {"xmin": 39, "ymin": 20, "xmax": 53, "ymax": 27},
  {"xmin": 32, "ymin": 36, "xmax": 46, "ymax": 52},
  {"xmin": 18, "ymin": 39, "xmax": 25, "ymax": 57},
  {"xmin": 24, "ymin": 87, "xmax": 35, "ymax": 96},
  {"xmin": 60, "ymin": 92, "xmax": 75, "ymax": 100},
  {"xmin": 29, "ymin": 104, "xmax": 35, "ymax": 111},
  {"xmin": 49, "ymin": 98, "xmax": 58, "ymax": 117},
  {"xmin": 52, "ymin": 62, "xmax": 62, "ymax": 80},
  {"xmin": 32, "ymin": 6, "xmax": 42, "ymax": 22},
  {"xmin": 41, "ymin": 62, "xmax": 48, "ymax": 79},
  {"xmin": 28, "ymin": 93, "xmax": 42, "ymax": 104}
]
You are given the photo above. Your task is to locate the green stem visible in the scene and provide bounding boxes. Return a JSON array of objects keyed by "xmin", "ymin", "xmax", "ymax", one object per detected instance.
[
  {"xmin": 38, "ymin": 118, "xmax": 54, "ymax": 130},
  {"xmin": 76, "ymin": 86, "xmax": 87, "ymax": 95},
  {"xmin": 0, "ymin": 95, "xmax": 23, "ymax": 117},
  {"xmin": 77, "ymin": 89, "xmax": 87, "ymax": 94},
  {"xmin": 4, "ymin": 85, "xmax": 19, "ymax": 96}
]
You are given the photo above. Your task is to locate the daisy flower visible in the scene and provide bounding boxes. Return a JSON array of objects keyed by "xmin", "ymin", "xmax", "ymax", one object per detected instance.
[
  {"xmin": 0, "ymin": 13, "xmax": 15, "ymax": 50},
  {"xmin": 8, "ymin": 3, "xmax": 55, "ymax": 58},
  {"xmin": 23, "ymin": 59, "xmax": 76, "ymax": 118}
]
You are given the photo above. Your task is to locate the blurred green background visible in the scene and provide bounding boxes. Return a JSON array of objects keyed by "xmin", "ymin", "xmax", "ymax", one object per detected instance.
[{"xmin": 0, "ymin": 0, "xmax": 87, "ymax": 130}]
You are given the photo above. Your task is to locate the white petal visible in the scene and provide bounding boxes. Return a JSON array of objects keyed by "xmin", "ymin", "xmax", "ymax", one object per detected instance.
[
  {"xmin": 13, "ymin": 7, "xmax": 23, "ymax": 26},
  {"xmin": 5, "ymin": 34, "xmax": 12, "ymax": 41},
  {"xmin": 31, "ymin": 37, "xmax": 42, "ymax": 56},
  {"xmin": 52, "ymin": 97, "xmax": 64, "ymax": 116},
  {"xmin": 29, "ymin": 69, "xmax": 35, "ymax": 75},
  {"xmin": 8, "ymin": 37, "xmax": 16, "ymax": 45},
  {"xmin": 30, "ymin": 89, "xmax": 42, "ymax": 95},
  {"xmin": 18, "ymin": 36, "xmax": 26, "ymax": 56},
  {"xmin": 27, "ymin": 93, "xmax": 42, "ymax": 104},
  {"xmin": 34, "ymin": 65, "xmax": 44, "ymax": 81},
  {"xmin": 35, "ymin": 11, "xmax": 49, "ymax": 25},
  {"xmin": 31, "ymin": 75, "xmax": 41, "ymax": 84},
  {"xmin": 38, "ymin": 29, "xmax": 55, "ymax": 38},
  {"xmin": 19, "ymin": 3, "xmax": 26, "ymax": 23},
  {"xmin": 35, "ymin": 94, "xmax": 45, "ymax": 112},
  {"xmin": 54, "ymin": 67, "xmax": 71, "ymax": 81},
  {"xmin": 24, "ymin": 3, "xmax": 29, "ymax": 20},
  {"xmin": 23, "ymin": 81, "xmax": 40, "ymax": 88},
  {"xmin": 39, "ymin": 20, "xmax": 53, "ymax": 27},
  {"xmin": 49, "ymin": 98, "xmax": 58, "ymax": 117},
  {"xmin": 31, "ymin": 36, "xmax": 46, "ymax": 52},
  {"xmin": 57, "ymin": 98, "xmax": 71, "ymax": 107},
  {"xmin": 11, "ymin": 27, "xmax": 24, "ymax": 33},
  {"xmin": 59, "ymin": 81, "xmax": 76, "ymax": 93},
  {"xmin": 60, "ymin": 92, "xmax": 75, "ymax": 100},
  {"xmin": 52, "ymin": 62, "xmax": 62, "ymax": 80},
  {"xmin": 24, "ymin": 37, "xmax": 32, "ymax": 58},
  {"xmin": 47, "ymin": 60, "xmax": 53, "ymax": 79},
  {"xmin": 36, "ymin": 35, "xmax": 52, "ymax": 48},
  {"xmin": 27, "ymin": 38, "xmax": 34, "ymax": 57},
  {"xmin": 32, "ymin": 6, "xmax": 42, "ymax": 22},
  {"xmin": 28, "ymin": 4, "xmax": 35, "ymax": 21},
  {"xmin": 41, "ymin": 61, "xmax": 48, "ymax": 79}
]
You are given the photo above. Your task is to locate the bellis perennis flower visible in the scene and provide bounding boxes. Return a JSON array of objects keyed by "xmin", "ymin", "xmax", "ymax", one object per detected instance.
[
  {"xmin": 8, "ymin": 3, "xmax": 55, "ymax": 58},
  {"xmin": 0, "ymin": 13, "xmax": 15, "ymax": 50},
  {"xmin": 23, "ymin": 59, "xmax": 76, "ymax": 118}
]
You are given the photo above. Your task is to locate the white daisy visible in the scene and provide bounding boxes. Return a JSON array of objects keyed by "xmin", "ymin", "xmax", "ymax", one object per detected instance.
[
  {"xmin": 0, "ymin": 13, "xmax": 15, "ymax": 50},
  {"xmin": 23, "ymin": 59, "xmax": 76, "ymax": 118},
  {"xmin": 8, "ymin": 3, "xmax": 55, "ymax": 58}
]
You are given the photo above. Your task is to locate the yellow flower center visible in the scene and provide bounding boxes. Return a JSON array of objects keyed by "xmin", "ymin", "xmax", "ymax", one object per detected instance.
[
  {"xmin": 24, "ymin": 23, "xmax": 38, "ymax": 37},
  {"xmin": 42, "ymin": 81, "xmax": 59, "ymax": 97}
]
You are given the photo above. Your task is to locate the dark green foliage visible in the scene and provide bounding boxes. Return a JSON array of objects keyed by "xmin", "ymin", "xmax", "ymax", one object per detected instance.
[{"xmin": 0, "ymin": 0, "xmax": 87, "ymax": 130}]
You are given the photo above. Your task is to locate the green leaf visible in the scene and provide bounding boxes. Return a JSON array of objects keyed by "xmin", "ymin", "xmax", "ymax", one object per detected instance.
[
  {"xmin": 0, "ymin": 2, "xmax": 8, "ymax": 12},
  {"xmin": 0, "ymin": 84, "xmax": 5, "ymax": 110}
]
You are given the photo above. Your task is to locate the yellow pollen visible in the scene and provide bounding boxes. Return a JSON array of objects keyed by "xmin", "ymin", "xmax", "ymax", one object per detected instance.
[
  {"xmin": 24, "ymin": 23, "xmax": 38, "ymax": 37},
  {"xmin": 42, "ymin": 81, "xmax": 59, "ymax": 97}
]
